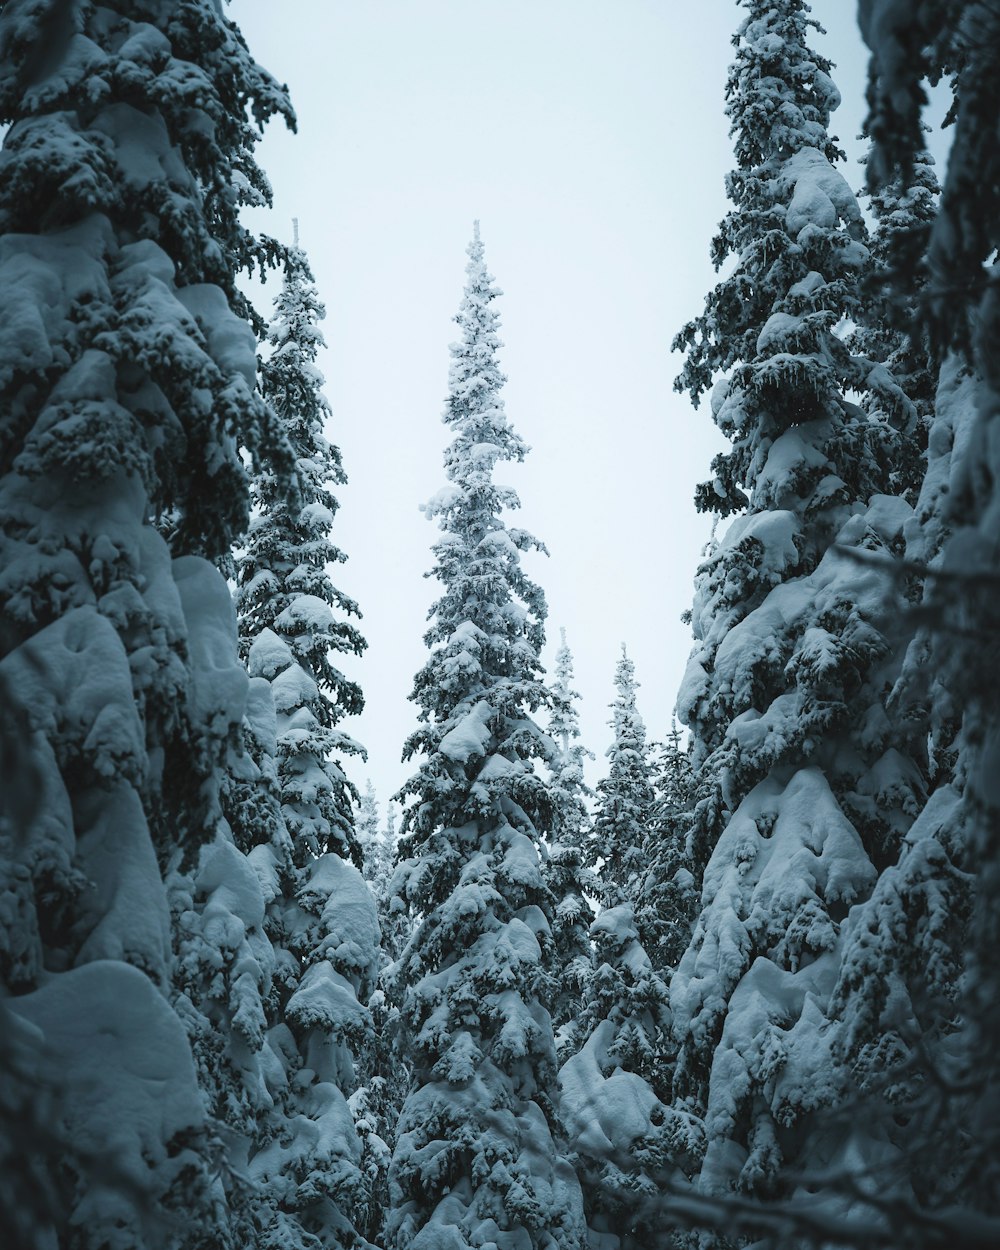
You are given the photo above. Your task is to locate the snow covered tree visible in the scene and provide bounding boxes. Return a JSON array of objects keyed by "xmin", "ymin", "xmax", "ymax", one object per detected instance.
[
  {"xmin": 0, "ymin": 3, "xmax": 293, "ymax": 1245},
  {"xmin": 236, "ymin": 234, "xmax": 366, "ymax": 868},
  {"xmin": 635, "ymin": 723, "xmax": 699, "ymax": 978},
  {"xmin": 849, "ymin": 137, "xmax": 940, "ymax": 504},
  {"xmin": 559, "ymin": 663, "xmax": 700, "ymax": 1250},
  {"xmin": 357, "ymin": 780, "xmax": 397, "ymax": 897},
  {"xmin": 387, "ymin": 224, "xmax": 585, "ymax": 1250},
  {"xmin": 357, "ymin": 781, "xmax": 380, "ymax": 875},
  {"xmin": 544, "ymin": 628, "xmax": 596, "ymax": 1060},
  {"xmin": 187, "ymin": 232, "xmax": 378, "ymax": 1250},
  {"xmin": 668, "ymin": 0, "xmax": 929, "ymax": 1222},
  {"xmin": 171, "ymin": 637, "xmax": 380, "ymax": 1250},
  {"xmin": 807, "ymin": 4, "xmax": 1000, "ymax": 1240},
  {"xmin": 590, "ymin": 647, "xmax": 657, "ymax": 909}
]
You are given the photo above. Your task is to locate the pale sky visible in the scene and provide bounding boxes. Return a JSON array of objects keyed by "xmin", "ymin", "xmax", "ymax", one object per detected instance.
[{"xmin": 234, "ymin": 1, "xmax": 896, "ymax": 815}]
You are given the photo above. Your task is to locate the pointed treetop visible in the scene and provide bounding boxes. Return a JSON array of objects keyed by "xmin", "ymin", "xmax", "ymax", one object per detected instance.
[{"xmin": 292, "ymin": 216, "xmax": 299, "ymax": 248}]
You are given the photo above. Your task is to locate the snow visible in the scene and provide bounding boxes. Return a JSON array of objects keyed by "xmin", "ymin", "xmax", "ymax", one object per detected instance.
[
  {"xmin": 0, "ymin": 606, "xmax": 145, "ymax": 781},
  {"xmin": 314, "ymin": 853, "xmax": 381, "ymax": 994},
  {"xmin": 286, "ymin": 958, "xmax": 371, "ymax": 1037},
  {"xmin": 782, "ymin": 148, "xmax": 864, "ymax": 239},
  {"xmin": 74, "ymin": 783, "xmax": 173, "ymax": 980},
  {"xmin": 271, "ymin": 659, "xmax": 318, "ymax": 713},
  {"xmin": 10, "ymin": 961, "xmax": 205, "ymax": 1241},
  {"xmin": 561, "ymin": 1019, "xmax": 660, "ymax": 1156},
  {"xmin": 196, "ymin": 837, "xmax": 266, "ymax": 934},
  {"xmin": 177, "ymin": 282, "xmax": 258, "ymax": 388},
  {"xmin": 173, "ymin": 555, "xmax": 248, "ymax": 736},
  {"xmin": 273, "ymin": 591, "xmax": 335, "ymax": 634},
  {"xmin": 438, "ymin": 699, "xmax": 493, "ymax": 762}
]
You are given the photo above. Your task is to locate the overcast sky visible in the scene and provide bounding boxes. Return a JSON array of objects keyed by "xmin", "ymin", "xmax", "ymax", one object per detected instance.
[{"xmin": 234, "ymin": 1, "xmax": 900, "ymax": 815}]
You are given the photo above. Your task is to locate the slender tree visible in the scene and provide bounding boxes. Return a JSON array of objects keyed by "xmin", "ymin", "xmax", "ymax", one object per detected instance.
[
  {"xmin": 236, "ymin": 231, "xmax": 366, "ymax": 867},
  {"xmin": 544, "ymin": 628, "xmax": 596, "ymax": 1059},
  {"xmin": 635, "ymin": 722, "xmax": 699, "ymax": 978},
  {"xmin": 218, "ymin": 233, "xmax": 379, "ymax": 1249},
  {"xmin": 356, "ymin": 780, "xmax": 382, "ymax": 880},
  {"xmin": 590, "ymin": 647, "xmax": 657, "ymax": 908},
  {"xmin": 387, "ymin": 224, "xmax": 585, "ymax": 1250},
  {"xmin": 560, "ymin": 655, "xmax": 699, "ymax": 1249}
]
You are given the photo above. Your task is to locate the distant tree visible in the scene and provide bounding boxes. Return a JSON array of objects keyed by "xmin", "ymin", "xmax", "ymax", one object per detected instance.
[
  {"xmin": 669, "ymin": 0, "xmax": 927, "ymax": 1224},
  {"xmin": 0, "ymin": 3, "xmax": 292, "ymax": 1245},
  {"xmin": 544, "ymin": 628, "xmax": 596, "ymax": 1060},
  {"xmin": 356, "ymin": 780, "xmax": 382, "ymax": 879},
  {"xmin": 635, "ymin": 722, "xmax": 699, "ymax": 977},
  {"xmin": 387, "ymin": 225, "xmax": 585, "ymax": 1250},
  {"xmin": 560, "ymin": 659, "xmax": 700, "ymax": 1249},
  {"xmin": 590, "ymin": 647, "xmax": 657, "ymax": 908},
  {"xmin": 236, "ymin": 234, "xmax": 366, "ymax": 867},
  {"xmin": 356, "ymin": 798, "xmax": 410, "ymax": 1250}
]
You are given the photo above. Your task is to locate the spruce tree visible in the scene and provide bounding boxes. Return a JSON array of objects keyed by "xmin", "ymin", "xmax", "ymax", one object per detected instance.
[
  {"xmin": 560, "ymin": 655, "xmax": 699, "ymax": 1249},
  {"xmin": 590, "ymin": 647, "xmax": 657, "ymax": 909},
  {"xmin": 357, "ymin": 780, "xmax": 383, "ymax": 883},
  {"xmin": 849, "ymin": 138, "xmax": 940, "ymax": 505},
  {"xmin": 817, "ymin": 2, "xmax": 1000, "ymax": 1237},
  {"xmin": 635, "ymin": 723, "xmax": 699, "ymax": 978},
  {"xmin": 669, "ymin": 0, "xmax": 926, "ymax": 1217},
  {"xmin": 236, "ymin": 233, "xmax": 366, "ymax": 867},
  {"xmin": 387, "ymin": 225, "xmax": 585, "ymax": 1250},
  {"xmin": 223, "ymin": 234, "xmax": 378, "ymax": 1249},
  {"xmin": 0, "ymin": 4, "xmax": 292, "ymax": 1245},
  {"xmin": 544, "ymin": 628, "xmax": 596, "ymax": 1060}
]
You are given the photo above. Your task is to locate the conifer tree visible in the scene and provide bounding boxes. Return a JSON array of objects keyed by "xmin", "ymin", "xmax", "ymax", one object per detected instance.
[
  {"xmin": 812, "ymin": 3, "xmax": 1000, "ymax": 1237},
  {"xmin": 236, "ymin": 233, "xmax": 366, "ymax": 867},
  {"xmin": 544, "ymin": 628, "xmax": 596, "ymax": 1059},
  {"xmin": 356, "ymin": 780, "xmax": 382, "ymax": 881},
  {"xmin": 387, "ymin": 225, "xmax": 585, "ymax": 1250},
  {"xmin": 590, "ymin": 647, "xmax": 657, "ymax": 909},
  {"xmin": 218, "ymin": 234, "xmax": 378, "ymax": 1249},
  {"xmin": 635, "ymin": 723, "xmax": 699, "ymax": 978},
  {"xmin": 849, "ymin": 138, "xmax": 940, "ymax": 504},
  {"xmin": 0, "ymin": 4, "xmax": 292, "ymax": 1244},
  {"xmin": 560, "ymin": 656, "xmax": 700, "ymax": 1249},
  {"xmin": 356, "ymin": 799, "xmax": 409, "ymax": 1250},
  {"xmin": 669, "ymin": 0, "xmax": 927, "ymax": 1216}
]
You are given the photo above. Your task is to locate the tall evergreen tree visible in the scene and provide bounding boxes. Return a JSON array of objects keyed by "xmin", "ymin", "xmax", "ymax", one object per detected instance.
[
  {"xmin": 387, "ymin": 225, "xmax": 585, "ymax": 1250},
  {"xmin": 222, "ymin": 234, "xmax": 378, "ymax": 1249},
  {"xmin": 544, "ymin": 628, "xmax": 596, "ymax": 1060},
  {"xmin": 812, "ymin": 3, "xmax": 1000, "ymax": 1239},
  {"xmin": 0, "ymin": 3, "xmax": 292, "ymax": 1245},
  {"xmin": 669, "ymin": 0, "xmax": 926, "ymax": 1220},
  {"xmin": 236, "ymin": 234, "xmax": 366, "ymax": 867}
]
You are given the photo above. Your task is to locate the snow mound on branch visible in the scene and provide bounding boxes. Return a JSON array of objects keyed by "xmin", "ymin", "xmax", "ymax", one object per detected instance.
[
  {"xmin": 782, "ymin": 147, "xmax": 863, "ymax": 239},
  {"xmin": 247, "ymin": 626, "xmax": 295, "ymax": 681},
  {"xmin": 439, "ymin": 700, "xmax": 493, "ymax": 763},
  {"xmin": 306, "ymin": 854, "xmax": 380, "ymax": 993},
  {"xmin": 173, "ymin": 555, "xmax": 247, "ymax": 736},
  {"xmin": 10, "ymin": 961, "xmax": 205, "ymax": 1242},
  {"xmin": 560, "ymin": 1018, "xmax": 660, "ymax": 1156}
]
